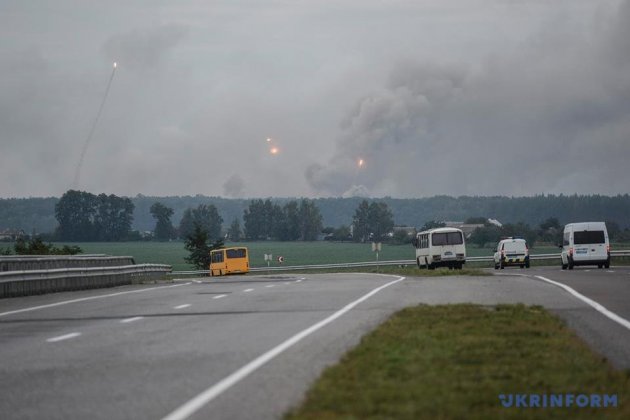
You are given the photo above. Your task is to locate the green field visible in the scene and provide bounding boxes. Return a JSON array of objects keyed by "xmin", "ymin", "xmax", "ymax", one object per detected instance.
[
  {"xmin": 52, "ymin": 241, "xmax": 567, "ymax": 271},
  {"xmin": 286, "ymin": 304, "xmax": 630, "ymax": 419}
]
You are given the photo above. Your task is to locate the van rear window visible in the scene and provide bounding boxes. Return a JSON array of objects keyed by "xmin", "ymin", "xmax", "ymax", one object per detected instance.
[
  {"xmin": 432, "ymin": 232, "xmax": 463, "ymax": 246},
  {"xmin": 574, "ymin": 230, "xmax": 605, "ymax": 244}
]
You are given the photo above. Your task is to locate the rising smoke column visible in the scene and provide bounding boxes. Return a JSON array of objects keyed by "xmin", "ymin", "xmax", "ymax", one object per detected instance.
[{"xmin": 72, "ymin": 62, "xmax": 117, "ymax": 189}]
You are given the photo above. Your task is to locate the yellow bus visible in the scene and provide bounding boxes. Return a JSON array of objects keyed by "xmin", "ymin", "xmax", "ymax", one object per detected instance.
[{"xmin": 209, "ymin": 247, "xmax": 249, "ymax": 276}]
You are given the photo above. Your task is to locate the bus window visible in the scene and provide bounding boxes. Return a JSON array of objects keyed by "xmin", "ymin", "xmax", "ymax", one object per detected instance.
[
  {"xmin": 432, "ymin": 232, "xmax": 463, "ymax": 246},
  {"xmin": 226, "ymin": 248, "xmax": 247, "ymax": 259}
]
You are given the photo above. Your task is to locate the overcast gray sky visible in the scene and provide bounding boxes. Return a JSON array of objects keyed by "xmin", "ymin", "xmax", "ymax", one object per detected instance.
[{"xmin": 1, "ymin": 0, "xmax": 628, "ymax": 198}]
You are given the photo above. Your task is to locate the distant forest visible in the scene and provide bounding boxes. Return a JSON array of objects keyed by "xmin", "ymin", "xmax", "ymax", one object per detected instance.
[{"xmin": 1, "ymin": 194, "xmax": 630, "ymax": 235}]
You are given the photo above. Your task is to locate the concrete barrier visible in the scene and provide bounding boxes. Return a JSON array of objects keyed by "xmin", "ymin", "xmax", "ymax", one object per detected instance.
[{"xmin": 0, "ymin": 264, "xmax": 171, "ymax": 298}]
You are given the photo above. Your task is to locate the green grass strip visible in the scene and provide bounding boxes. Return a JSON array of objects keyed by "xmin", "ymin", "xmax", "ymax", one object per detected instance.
[{"xmin": 286, "ymin": 304, "xmax": 630, "ymax": 419}]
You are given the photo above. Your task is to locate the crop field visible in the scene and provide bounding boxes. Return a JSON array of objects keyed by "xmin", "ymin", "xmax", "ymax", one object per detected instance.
[{"xmin": 54, "ymin": 241, "xmax": 563, "ymax": 271}]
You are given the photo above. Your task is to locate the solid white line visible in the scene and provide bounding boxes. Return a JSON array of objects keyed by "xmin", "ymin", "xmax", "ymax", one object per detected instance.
[
  {"xmin": 0, "ymin": 283, "xmax": 191, "ymax": 318},
  {"xmin": 174, "ymin": 304, "xmax": 191, "ymax": 309},
  {"xmin": 120, "ymin": 316, "xmax": 144, "ymax": 324},
  {"xmin": 161, "ymin": 275, "xmax": 405, "ymax": 420},
  {"xmin": 243, "ymin": 289, "xmax": 254, "ymax": 293},
  {"xmin": 535, "ymin": 275, "xmax": 630, "ymax": 331},
  {"xmin": 47, "ymin": 332, "xmax": 81, "ymax": 343},
  {"xmin": 213, "ymin": 294, "xmax": 227, "ymax": 300}
]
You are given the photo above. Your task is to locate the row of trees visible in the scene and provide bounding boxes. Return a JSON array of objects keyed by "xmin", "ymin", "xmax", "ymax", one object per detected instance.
[
  {"xmin": 55, "ymin": 190, "xmax": 134, "ymax": 241},
  {"xmin": 243, "ymin": 199, "xmax": 323, "ymax": 241},
  {"xmin": 149, "ymin": 198, "xmax": 397, "ymax": 243},
  {"xmin": 1, "ymin": 237, "xmax": 82, "ymax": 255},
  {"xmin": 150, "ymin": 203, "xmax": 224, "ymax": 241}
]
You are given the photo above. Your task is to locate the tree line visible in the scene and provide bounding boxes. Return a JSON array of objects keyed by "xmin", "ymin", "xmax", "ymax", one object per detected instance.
[{"xmin": 4, "ymin": 194, "xmax": 630, "ymax": 235}]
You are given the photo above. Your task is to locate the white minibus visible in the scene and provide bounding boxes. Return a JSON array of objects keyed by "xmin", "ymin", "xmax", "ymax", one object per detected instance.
[
  {"xmin": 411, "ymin": 227, "xmax": 466, "ymax": 269},
  {"xmin": 560, "ymin": 222, "xmax": 610, "ymax": 270}
]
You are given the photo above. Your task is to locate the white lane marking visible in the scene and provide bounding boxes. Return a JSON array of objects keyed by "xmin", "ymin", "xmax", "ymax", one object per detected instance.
[
  {"xmin": 295, "ymin": 279, "xmax": 303, "ymax": 283},
  {"xmin": 213, "ymin": 294, "xmax": 227, "ymax": 300},
  {"xmin": 607, "ymin": 270, "xmax": 615, "ymax": 273},
  {"xmin": 243, "ymin": 289, "xmax": 254, "ymax": 293},
  {"xmin": 194, "ymin": 280, "xmax": 203, "ymax": 284},
  {"xmin": 174, "ymin": 304, "xmax": 191, "ymax": 309},
  {"xmin": 161, "ymin": 275, "xmax": 405, "ymax": 420},
  {"xmin": 535, "ymin": 275, "xmax": 630, "ymax": 331},
  {"xmin": 47, "ymin": 332, "xmax": 81, "ymax": 343},
  {"xmin": 265, "ymin": 285, "xmax": 275, "ymax": 288},
  {"xmin": 120, "ymin": 316, "xmax": 144, "ymax": 324},
  {"xmin": 0, "ymin": 283, "xmax": 191, "ymax": 318}
]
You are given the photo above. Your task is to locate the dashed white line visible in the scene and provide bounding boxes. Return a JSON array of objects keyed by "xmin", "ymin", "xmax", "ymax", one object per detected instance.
[
  {"xmin": 213, "ymin": 294, "xmax": 227, "ymax": 300},
  {"xmin": 120, "ymin": 316, "xmax": 144, "ymax": 324},
  {"xmin": 174, "ymin": 304, "xmax": 191, "ymax": 309},
  {"xmin": 0, "ymin": 283, "xmax": 191, "ymax": 318},
  {"xmin": 295, "ymin": 279, "xmax": 303, "ymax": 283},
  {"xmin": 161, "ymin": 275, "xmax": 405, "ymax": 420},
  {"xmin": 265, "ymin": 285, "xmax": 275, "ymax": 288},
  {"xmin": 243, "ymin": 289, "xmax": 254, "ymax": 293},
  {"xmin": 47, "ymin": 332, "xmax": 81, "ymax": 343}
]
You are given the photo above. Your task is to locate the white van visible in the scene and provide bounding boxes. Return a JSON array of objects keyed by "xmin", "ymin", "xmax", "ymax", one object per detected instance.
[
  {"xmin": 494, "ymin": 237, "xmax": 530, "ymax": 269},
  {"xmin": 560, "ymin": 222, "xmax": 610, "ymax": 270},
  {"xmin": 411, "ymin": 227, "xmax": 466, "ymax": 269}
]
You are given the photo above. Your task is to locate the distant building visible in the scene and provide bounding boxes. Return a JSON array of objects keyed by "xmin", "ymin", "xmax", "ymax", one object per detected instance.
[
  {"xmin": 444, "ymin": 222, "xmax": 484, "ymax": 238},
  {"xmin": 392, "ymin": 226, "xmax": 416, "ymax": 237},
  {"xmin": 0, "ymin": 229, "xmax": 26, "ymax": 241},
  {"xmin": 487, "ymin": 218, "xmax": 503, "ymax": 227}
]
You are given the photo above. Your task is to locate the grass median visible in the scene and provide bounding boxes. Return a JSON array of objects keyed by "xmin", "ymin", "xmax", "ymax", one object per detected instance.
[{"xmin": 285, "ymin": 304, "xmax": 630, "ymax": 419}]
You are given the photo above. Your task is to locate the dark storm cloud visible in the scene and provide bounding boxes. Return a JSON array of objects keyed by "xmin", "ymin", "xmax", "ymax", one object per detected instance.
[{"xmin": 306, "ymin": 0, "xmax": 630, "ymax": 197}]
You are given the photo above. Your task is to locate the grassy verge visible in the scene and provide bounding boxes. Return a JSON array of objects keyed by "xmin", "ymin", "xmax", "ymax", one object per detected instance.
[{"xmin": 286, "ymin": 304, "xmax": 630, "ymax": 419}]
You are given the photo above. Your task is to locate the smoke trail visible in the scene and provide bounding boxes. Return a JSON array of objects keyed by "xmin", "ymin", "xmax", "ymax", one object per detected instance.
[{"xmin": 72, "ymin": 62, "xmax": 117, "ymax": 189}]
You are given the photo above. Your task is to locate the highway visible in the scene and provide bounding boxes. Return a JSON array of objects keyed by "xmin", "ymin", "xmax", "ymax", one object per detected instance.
[{"xmin": 1, "ymin": 267, "xmax": 629, "ymax": 420}]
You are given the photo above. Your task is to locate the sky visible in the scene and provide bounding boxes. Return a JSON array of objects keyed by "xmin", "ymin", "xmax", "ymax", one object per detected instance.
[{"xmin": 1, "ymin": 0, "xmax": 629, "ymax": 199}]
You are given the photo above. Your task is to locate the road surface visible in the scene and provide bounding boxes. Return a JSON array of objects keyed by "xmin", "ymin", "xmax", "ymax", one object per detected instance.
[{"xmin": 1, "ymin": 267, "xmax": 629, "ymax": 419}]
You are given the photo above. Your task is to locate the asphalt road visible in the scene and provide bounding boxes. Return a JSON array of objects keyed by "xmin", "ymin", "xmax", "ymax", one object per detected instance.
[{"xmin": 1, "ymin": 267, "xmax": 629, "ymax": 420}]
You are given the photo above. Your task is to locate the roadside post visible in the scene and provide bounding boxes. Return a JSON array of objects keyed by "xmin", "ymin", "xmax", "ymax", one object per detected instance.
[
  {"xmin": 372, "ymin": 242, "xmax": 382, "ymax": 272},
  {"xmin": 264, "ymin": 254, "xmax": 272, "ymax": 273}
]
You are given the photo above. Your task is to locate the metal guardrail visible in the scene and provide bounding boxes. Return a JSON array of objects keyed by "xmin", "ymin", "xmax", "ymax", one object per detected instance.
[
  {"xmin": 0, "ymin": 255, "xmax": 137, "ymax": 272},
  {"xmin": 0, "ymin": 264, "xmax": 172, "ymax": 298},
  {"xmin": 169, "ymin": 250, "xmax": 630, "ymax": 276}
]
